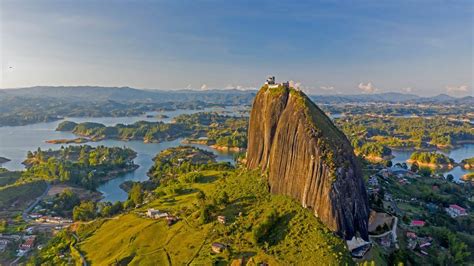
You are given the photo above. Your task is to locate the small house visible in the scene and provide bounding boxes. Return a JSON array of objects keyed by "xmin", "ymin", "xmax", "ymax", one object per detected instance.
[
  {"xmin": 406, "ymin": 231, "xmax": 417, "ymax": 239},
  {"xmin": 211, "ymin": 242, "xmax": 227, "ymax": 253},
  {"xmin": 410, "ymin": 220, "xmax": 425, "ymax": 227},
  {"xmin": 445, "ymin": 204, "xmax": 467, "ymax": 218},
  {"xmin": 19, "ymin": 236, "xmax": 36, "ymax": 250},
  {"xmin": 147, "ymin": 209, "xmax": 168, "ymax": 219},
  {"xmin": 217, "ymin": 215, "xmax": 226, "ymax": 225},
  {"xmin": 166, "ymin": 216, "xmax": 178, "ymax": 226}
]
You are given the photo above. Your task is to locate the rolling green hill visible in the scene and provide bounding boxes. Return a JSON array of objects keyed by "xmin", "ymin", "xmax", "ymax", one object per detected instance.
[{"xmin": 35, "ymin": 169, "xmax": 351, "ymax": 265}]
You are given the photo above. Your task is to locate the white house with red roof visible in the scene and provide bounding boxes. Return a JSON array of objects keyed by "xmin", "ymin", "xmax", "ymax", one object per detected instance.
[{"xmin": 445, "ymin": 204, "xmax": 467, "ymax": 218}]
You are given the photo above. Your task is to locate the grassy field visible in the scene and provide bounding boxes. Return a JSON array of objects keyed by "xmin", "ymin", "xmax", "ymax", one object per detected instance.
[
  {"xmin": 0, "ymin": 180, "xmax": 47, "ymax": 217},
  {"xmin": 0, "ymin": 171, "xmax": 21, "ymax": 187},
  {"xmin": 77, "ymin": 169, "xmax": 351, "ymax": 265}
]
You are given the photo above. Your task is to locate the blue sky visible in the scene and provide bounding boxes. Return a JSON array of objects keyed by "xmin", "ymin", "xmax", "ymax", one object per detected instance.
[{"xmin": 1, "ymin": 0, "xmax": 472, "ymax": 96}]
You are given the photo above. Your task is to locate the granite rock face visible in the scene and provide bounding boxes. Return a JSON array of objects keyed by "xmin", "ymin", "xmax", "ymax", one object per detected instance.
[{"xmin": 247, "ymin": 85, "xmax": 369, "ymax": 240}]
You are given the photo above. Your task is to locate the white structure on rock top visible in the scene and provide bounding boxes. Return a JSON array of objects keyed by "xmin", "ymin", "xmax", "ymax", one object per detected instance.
[{"xmin": 265, "ymin": 75, "xmax": 289, "ymax": 89}]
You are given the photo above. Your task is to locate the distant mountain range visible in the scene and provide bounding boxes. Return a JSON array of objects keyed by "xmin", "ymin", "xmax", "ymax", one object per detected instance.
[
  {"xmin": 0, "ymin": 86, "xmax": 256, "ymax": 105},
  {"xmin": 310, "ymin": 92, "xmax": 473, "ymax": 105},
  {"xmin": 0, "ymin": 86, "xmax": 471, "ymax": 105}
]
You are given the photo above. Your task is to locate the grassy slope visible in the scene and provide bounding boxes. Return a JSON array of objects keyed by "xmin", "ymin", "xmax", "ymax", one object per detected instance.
[
  {"xmin": 0, "ymin": 180, "xmax": 47, "ymax": 211},
  {"xmin": 78, "ymin": 169, "xmax": 351, "ymax": 265},
  {"xmin": 0, "ymin": 171, "xmax": 21, "ymax": 187}
]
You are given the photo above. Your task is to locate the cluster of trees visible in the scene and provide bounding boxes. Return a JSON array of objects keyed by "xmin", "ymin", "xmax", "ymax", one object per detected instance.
[
  {"xmin": 148, "ymin": 146, "xmax": 232, "ymax": 184},
  {"xmin": 409, "ymin": 151, "xmax": 454, "ymax": 165},
  {"xmin": 252, "ymin": 209, "xmax": 279, "ymax": 245},
  {"xmin": 51, "ymin": 189, "xmax": 80, "ymax": 216},
  {"xmin": 172, "ymin": 112, "xmax": 249, "ymax": 149},
  {"xmin": 72, "ymin": 200, "xmax": 125, "ymax": 221},
  {"xmin": 336, "ymin": 116, "xmax": 473, "ymax": 149},
  {"xmin": 58, "ymin": 112, "xmax": 249, "ymax": 149},
  {"xmin": 60, "ymin": 120, "xmax": 190, "ymax": 142},
  {"xmin": 353, "ymin": 141, "xmax": 392, "ymax": 158},
  {"xmin": 22, "ymin": 145, "xmax": 136, "ymax": 189}
]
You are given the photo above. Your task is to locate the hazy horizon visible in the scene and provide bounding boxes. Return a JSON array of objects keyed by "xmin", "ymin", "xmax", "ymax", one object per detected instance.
[
  {"xmin": 1, "ymin": 84, "xmax": 473, "ymax": 98},
  {"xmin": 1, "ymin": 1, "xmax": 473, "ymax": 97}
]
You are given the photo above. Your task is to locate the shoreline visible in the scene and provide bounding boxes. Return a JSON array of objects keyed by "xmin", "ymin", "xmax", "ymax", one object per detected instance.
[
  {"xmin": 388, "ymin": 140, "xmax": 474, "ymax": 152},
  {"xmin": 97, "ymin": 164, "xmax": 140, "ymax": 184},
  {"xmin": 461, "ymin": 173, "xmax": 474, "ymax": 183},
  {"xmin": 360, "ymin": 154, "xmax": 394, "ymax": 162},
  {"xmin": 0, "ymin": 156, "xmax": 11, "ymax": 164},
  {"xmin": 45, "ymin": 138, "xmax": 91, "ymax": 144},
  {"xmin": 209, "ymin": 145, "xmax": 246, "ymax": 152},
  {"xmin": 405, "ymin": 159, "xmax": 455, "ymax": 169}
]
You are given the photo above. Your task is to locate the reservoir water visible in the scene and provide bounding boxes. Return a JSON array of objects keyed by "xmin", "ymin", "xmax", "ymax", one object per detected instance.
[
  {"xmin": 0, "ymin": 107, "xmax": 472, "ymax": 202},
  {"xmin": 391, "ymin": 144, "xmax": 474, "ymax": 181},
  {"xmin": 0, "ymin": 106, "xmax": 244, "ymax": 202}
]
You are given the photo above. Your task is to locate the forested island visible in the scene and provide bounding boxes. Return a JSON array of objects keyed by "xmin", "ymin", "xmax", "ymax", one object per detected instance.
[
  {"xmin": 352, "ymin": 141, "xmax": 393, "ymax": 161},
  {"xmin": 336, "ymin": 116, "xmax": 474, "ymax": 155},
  {"xmin": 21, "ymin": 145, "xmax": 137, "ymax": 189},
  {"xmin": 0, "ymin": 87, "xmax": 253, "ymax": 127},
  {"xmin": 461, "ymin": 157, "xmax": 474, "ymax": 169},
  {"xmin": 408, "ymin": 151, "xmax": 455, "ymax": 168},
  {"xmin": 57, "ymin": 112, "xmax": 248, "ymax": 150},
  {"xmin": 147, "ymin": 146, "xmax": 233, "ymax": 184},
  {"xmin": 0, "ymin": 157, "xmax": 10, "ymax": 164}
]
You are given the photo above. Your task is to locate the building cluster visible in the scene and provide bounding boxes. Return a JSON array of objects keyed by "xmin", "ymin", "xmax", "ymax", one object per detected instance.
[
  {"xmin": 265, "ymin": 76, "xmax": 290, "ymax": 89},
  {"xmin": 146, "ymin": 209, "xmax": 179, "ymax": 226},
  {"xmin": 35, "ymin": 216, "xmax": 73, "ymax": 225},
  {"xmin": 405, "ymin": 231, "xmax": 433, "ymax": 256},
  {"xmin": 445, "ymin": 204, "xmax": 468, "ymax": 218},
  {"xmin": 17, "ymin": 235, "xmax": 37, "ymax": 256}
]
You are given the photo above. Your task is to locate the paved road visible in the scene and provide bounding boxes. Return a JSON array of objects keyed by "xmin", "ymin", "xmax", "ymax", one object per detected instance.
[{"xmin": 22, "ymin": 182, "xmax": 51, "ymax": 221}]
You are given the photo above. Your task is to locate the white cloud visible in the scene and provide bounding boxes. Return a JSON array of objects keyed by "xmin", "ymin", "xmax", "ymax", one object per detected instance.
[
  {"xmin": 200, "ymin": 84, "xmax": 208, "ymax": 90},
  {"xmin": 401, "ymin": 87, "xmax": 413, "ymax": 93},
  {"xmin": 224, "ymin": 84, "xmax": 256, "ymax": 91},
  {"xmin": 446, "ymin": 85, "xmax": 469, "ymax": 93},
  {"xmin": 289, "ymin": 80, "xmax": 301, "ymax": 89},
  {"xmin": 358, "ymin": 82, "xmax": 379, "ymax": 94}
]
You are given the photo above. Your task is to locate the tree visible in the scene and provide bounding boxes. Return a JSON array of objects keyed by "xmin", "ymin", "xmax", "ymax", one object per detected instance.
[
  {"xmin": 418, "ymin": 167, "xmax": 432, "ymax": 177},
  {"xmin": 410, "ymin": 162, "xmax": 419, "ymax": 172},
  {"xmin": 385, "ymin": 160, "xmax": 393, "ymax": 168},
  {"xmin": 196, "ymin": 191, "xmax": 206, "ymax": 203},
  {"xmin": 252, "ymin": 209, "xmax": 278, "ymax": 245},
  {"xmin": 448, "ymin": 233, "xmax": 471, "ymax": 264},
  {"xmin": 447, "ymin": 174, "xmax": 454, "ymax": 182},
  {"xmin": 129, "ymin": 183, "xmax": 144, "ymax": 206},
  {"xmin": 217, "ymin": 191, "xmax": 229, "ymax": 205},
  {"xmin": 73, "ymin": 201, "xmax": 97, "ymax": 221},
  {"xmin": 200, "ymin": 204, "xmax": 212, "ymax": 224}
]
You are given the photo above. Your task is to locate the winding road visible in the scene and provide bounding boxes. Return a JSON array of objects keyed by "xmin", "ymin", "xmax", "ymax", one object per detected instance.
[{"xmin": 22, "ymin": 182, "xmax": 51, "ymax": 221}]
